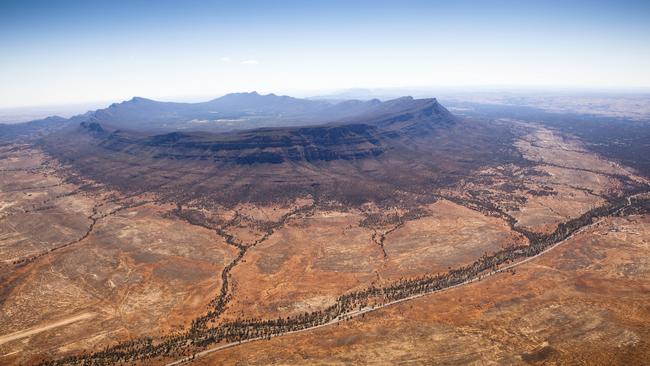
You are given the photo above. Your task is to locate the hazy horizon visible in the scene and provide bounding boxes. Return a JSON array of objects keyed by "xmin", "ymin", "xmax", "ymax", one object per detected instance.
[
  {"xmin": 3, "ymin": 85, "xmax": 650, "ymax": 124},
  {"xmin": 2, "ymin": 0, "xmax": 650, "ymax": 109}
]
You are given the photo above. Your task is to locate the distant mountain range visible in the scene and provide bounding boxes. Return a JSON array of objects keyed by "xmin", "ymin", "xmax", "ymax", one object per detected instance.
[
  {"xmin": 82, "ymin": 92, "xmax": 397, "ymax": 132},
  {"xmin": 26, "ymin": 92, "xmax": 522, "ymax": 205},
  {"xmin": 42, "ymin": 92, "xmax": 454, "ymax": 164},
  {"xmin": 1, "ymin": 92, "xmax": 448, "ymax": 139},
  {"xmin": 0, "ymin": 115, "xmax": 71, "ymax": 140}
]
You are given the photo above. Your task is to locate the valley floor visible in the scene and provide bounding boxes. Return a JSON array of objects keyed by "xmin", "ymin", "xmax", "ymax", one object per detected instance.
[{"xmin": 194, "ymin": 214, "xmax": 650, "ymax": 365}]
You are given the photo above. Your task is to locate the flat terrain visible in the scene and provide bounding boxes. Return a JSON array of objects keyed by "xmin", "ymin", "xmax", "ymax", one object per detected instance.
[
  {"xmin": 219, "ymin": 199, "xmax": 523, "ymax": 322},
  {"xmin": 0, "ymin": 146, "xmax": 239, "ymax": 364},
  {"xmin": 197, "ymin": 214, "xmax": 650, "ymax": 365}
]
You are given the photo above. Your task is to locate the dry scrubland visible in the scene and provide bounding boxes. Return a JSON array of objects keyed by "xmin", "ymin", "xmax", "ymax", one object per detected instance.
[
  {"xmin": 197, "ymin": 214, "xmax": 650, "ymax": 365},
  {"xmin": 0, "ymin": 147, "xmax": 238, "ymax": 363},
  {"xmin": 0, "ymin": 120, "xmax": 649, "ymax": 365}
]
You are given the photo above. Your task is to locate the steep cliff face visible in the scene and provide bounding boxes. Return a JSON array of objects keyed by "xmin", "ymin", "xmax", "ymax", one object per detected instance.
[{"xmin": 92, "ymin": 123, "xmax": 386, "ymax": 164}]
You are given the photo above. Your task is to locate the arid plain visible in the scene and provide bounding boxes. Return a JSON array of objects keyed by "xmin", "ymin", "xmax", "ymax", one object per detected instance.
[{"xmin": 1, "ymin": 113, "xmax": 649, "ymax": 365}]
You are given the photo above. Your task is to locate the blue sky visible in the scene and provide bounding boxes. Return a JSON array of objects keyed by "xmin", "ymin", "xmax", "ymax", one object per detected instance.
[{"xmin": 1, "ymin": 0, "xmax": 649, "ymax": 107}]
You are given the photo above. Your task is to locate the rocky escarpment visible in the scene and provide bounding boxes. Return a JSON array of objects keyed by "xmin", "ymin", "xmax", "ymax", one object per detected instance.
[
  {"xmin": 49, "ymin": 96, "xmax": 456, "ymax": 166},
  {"xmin": 91, "ymin": 123, "xmax": 386, "ymax": 164}
]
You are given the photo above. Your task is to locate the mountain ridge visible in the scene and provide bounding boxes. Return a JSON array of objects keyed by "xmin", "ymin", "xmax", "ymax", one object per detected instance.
[
  {"xmin": 51, "ymin": 95, "xmax": 454, "ymax": 166},
  {"xmin": 85, "ymin": 93, "xmax": 454, "ymax": 132},
  {"xmin": 38, "ymin": 94, "xmax": 525, "ymax": 206}
]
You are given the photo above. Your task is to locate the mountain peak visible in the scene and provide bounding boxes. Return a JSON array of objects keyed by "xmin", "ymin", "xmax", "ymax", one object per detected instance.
[{"xmin": 125, "ymin": 96, "xmax": 158, "ymax": 104}]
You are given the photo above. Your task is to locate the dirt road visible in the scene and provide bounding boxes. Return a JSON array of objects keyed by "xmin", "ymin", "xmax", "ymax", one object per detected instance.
[{"xmin": 0, "ymin": 312, "xmax": 95, "ymax": 347}]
